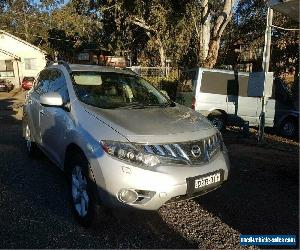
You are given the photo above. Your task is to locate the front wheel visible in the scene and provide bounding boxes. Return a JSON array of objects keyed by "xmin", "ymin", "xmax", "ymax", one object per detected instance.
[
  {"xmin": 279, "ymin": 118, "xmax": 298, "ymax": 138},
  {"xmin": 208, "ymin": 112, "xmax": 226, "ymax": 131},
  {"xmin": 68, "ymin": 154, "xmax": 103, "ymax": 227},
  {"xmin": 24, "ymin": 124, "xmax": 38, "ymax": 157}
]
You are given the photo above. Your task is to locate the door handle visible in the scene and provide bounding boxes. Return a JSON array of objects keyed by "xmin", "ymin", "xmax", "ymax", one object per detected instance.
[{"xmin": 40, "ymin": 109, "xmax": 45, "ymax": 115}]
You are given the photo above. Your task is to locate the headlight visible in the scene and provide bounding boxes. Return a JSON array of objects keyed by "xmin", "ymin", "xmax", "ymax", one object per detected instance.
[{"xmin": 101, "ymin": 140, "xmax": 160, "ymax": 167}]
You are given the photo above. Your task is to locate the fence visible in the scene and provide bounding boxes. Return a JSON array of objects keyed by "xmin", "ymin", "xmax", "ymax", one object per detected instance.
[{"xmin": 128, "ymin": 66, "xmax": 175, "ymax": 78}]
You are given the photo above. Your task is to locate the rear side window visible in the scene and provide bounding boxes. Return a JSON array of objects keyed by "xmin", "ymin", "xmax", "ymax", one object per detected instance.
[
  {"xmin": 200, "ymin": 71, "xmax": 229, "ymax": 95},
  {"xmin": 200, "ymin": 71, "xmax": 249, "ymax": 97},
  {"xmin": 23, "ymin": 77, "xmax": 35, "ymax": 82}
]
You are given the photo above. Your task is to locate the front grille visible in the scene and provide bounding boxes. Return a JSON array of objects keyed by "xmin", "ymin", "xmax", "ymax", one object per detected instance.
[{"xmin": 142, "ymin": 133, "xmax": 222, "ymax": 166}]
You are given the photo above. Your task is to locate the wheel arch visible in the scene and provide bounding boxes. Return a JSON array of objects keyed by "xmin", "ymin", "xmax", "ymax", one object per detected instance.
[
  {"xmin": 276, "ymin": 113, "xmax": 299, "ymax": 129},
  {"xmin": 209, "ymin": 109, "xmax": 227, "ymax": 116},
  {"xmin": 64, "ymin": 143, "xmax": 96, "ymax": 182},
  {"xmin": 207, "ymin": 109, "xmax": 228, "ymax": 121}
]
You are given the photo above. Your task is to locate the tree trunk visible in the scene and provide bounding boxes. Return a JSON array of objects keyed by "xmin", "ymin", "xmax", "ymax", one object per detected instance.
[
  {"xmin": 204, "ymin": 38, "xmax": 221, "ymax": 68},
  {"xmin": 198, "ymin": 0, "xmax": 210, "ymax": 65},
  {"xmin": 201, "ymin": 0, "xmax": 235, "ymax": 68},
  {"xmin": 156, "ymin": 35, "xmax": 166, "ymax": 68}
]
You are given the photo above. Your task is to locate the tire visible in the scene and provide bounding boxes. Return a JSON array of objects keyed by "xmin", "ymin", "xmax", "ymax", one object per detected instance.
[
  {"xmin": 208, "ymin": 112, "xmax": 226, "ymax": 131},
  {"xmin": 279, "ymin": 118, "xmax": 298, "ymax": 138},
  {"xmin": 68, "ymin": 153, "xmax": 103, "ymax": 227},
  {"xmin": 24, "ymin": 123, "xmax": 38, "ymax": 157}
]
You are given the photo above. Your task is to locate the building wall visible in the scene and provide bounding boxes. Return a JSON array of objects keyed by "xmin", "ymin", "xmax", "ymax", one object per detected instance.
[{"xmin": 0, "ymin": 32, "xmax": 46, "ymax": 87}]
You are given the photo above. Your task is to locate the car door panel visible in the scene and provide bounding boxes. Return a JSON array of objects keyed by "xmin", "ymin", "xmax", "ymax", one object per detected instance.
[
  {"xmin": 40, "ymin": 106, "xmax": 66, "ymax": 166},
  {"xmin": 27, "ymin": 89, "xmax": 42, "ymax": 144},
  {"xmin": 39, "ymin": 69, "xmax": 70, "ymax": 167}
]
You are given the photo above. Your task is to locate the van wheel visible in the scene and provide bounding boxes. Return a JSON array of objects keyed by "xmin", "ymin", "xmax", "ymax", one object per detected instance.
[
  {"xmin": 68, "ymin": 154, "xmax": 104, "ymax": 227},
  {"xmin": 280, "ymin": 118, "xmax": 298, "ymax": 138},
  {"xmin": 24, "ymin": 124, "xmax": 38, "ymax": 157},
  {"xmin": 208, "ymin": 112, "xmax": 226, "ymax": 131}
]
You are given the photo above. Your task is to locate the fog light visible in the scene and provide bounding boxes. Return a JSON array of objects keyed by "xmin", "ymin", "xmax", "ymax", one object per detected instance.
[{"xmin": 117, "ymin": 189, "xmax": 138, "ymax": 203}]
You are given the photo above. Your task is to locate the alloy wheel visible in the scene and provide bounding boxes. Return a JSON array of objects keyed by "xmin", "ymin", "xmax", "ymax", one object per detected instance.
[
  {"xmin": 71, "ymin": 165, "xmax": 89, "ymax": 218},
  {"xmin": 211, "ymin": 117, "xmax": 224, "ymax": 131},
  {"xmin": 282, "ymin": 120, "xmax": 295, "ymax": 137},
  {"xmin": 25, "ymin": 125, "xmax": 32, "ymax": 152}
]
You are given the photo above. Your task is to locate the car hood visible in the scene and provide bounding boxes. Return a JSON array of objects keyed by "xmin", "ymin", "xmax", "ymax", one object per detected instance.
[{"xmin": 83, "ymin": 104, "xmax": 217, "ymax": 144}]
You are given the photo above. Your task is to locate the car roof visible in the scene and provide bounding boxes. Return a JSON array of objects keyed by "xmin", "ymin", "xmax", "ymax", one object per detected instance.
[{"xmin": 68, "ymin": 64, "xmax": 137, "ymax": 76}]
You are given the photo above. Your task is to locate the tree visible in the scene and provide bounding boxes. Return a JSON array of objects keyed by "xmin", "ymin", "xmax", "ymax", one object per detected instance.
[
  {"xmin": 116, "ymin": 0, "xmax": 176, "ymax": 68},
  {"xmin": 230, "ymin": 0, "xmax": 299, "ymax": 74},
  {"xmin": 184, "ymin": 0, "xmax": 235, "ymax": 68}
]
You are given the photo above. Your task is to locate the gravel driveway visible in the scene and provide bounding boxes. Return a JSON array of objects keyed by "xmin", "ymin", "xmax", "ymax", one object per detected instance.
[{"xmin": 0, "ymin": 90, "xmax": 298, "ymax": 249}]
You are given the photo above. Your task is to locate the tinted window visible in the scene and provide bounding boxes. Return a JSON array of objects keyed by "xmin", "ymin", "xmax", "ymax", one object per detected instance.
[
  {"xmin": 23, "ymin": 77, "xmax": 35, "ymax": 82},
  {"xmin": 72, "ymin": 71, "xmax": 169, "ymax": 109},
  {"xmin": 271, "ymin": 79, "xmax": 292, "ymax": 104},
  {"xmin": 227, "ymin": 79, "xmax": 239, "ymax": 96},
  {"xmin": 200, "ymin": 71, "xmax": 249, "ymax": 97},
  {"xmin": 35, "ymin": 69, "xmax": 56, "ymax": 95},
  {"xmin": 35, "ymin": 69, "xmax": 69, "ymax": 102},
  {"xmin": 49, "ymin": 70, "xmax": 69, "ymax": 103}
]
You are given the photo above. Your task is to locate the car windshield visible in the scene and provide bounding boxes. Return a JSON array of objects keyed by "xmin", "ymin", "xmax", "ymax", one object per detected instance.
[
  {"xmin": 23, "ymin": 77, "xmax": 35, "ymax": 81},
  {"xmin": 72, "ymin": 71, "xmax": 170, "ymax": 109}
]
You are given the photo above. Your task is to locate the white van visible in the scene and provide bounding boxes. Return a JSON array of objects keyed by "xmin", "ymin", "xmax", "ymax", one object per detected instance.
[{"xmin": 176, "ymin": 68, "xmax": 299, "ymax": 137}]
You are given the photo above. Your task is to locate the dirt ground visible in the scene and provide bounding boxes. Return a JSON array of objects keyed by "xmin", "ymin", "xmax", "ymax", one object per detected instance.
[{"xmin": 0, "ymin": 88, "xmax": 299, "ymax": 249}]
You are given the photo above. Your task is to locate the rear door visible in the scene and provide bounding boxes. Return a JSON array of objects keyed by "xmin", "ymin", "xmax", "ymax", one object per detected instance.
[{"xmin": 234, "ymin": 73, "xmax": 259, "ymax": 126}]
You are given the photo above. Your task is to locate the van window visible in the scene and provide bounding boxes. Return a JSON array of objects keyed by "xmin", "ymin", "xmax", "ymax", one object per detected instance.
[
  {"xmin": 200, "ymin": 71, "xmax": 230, "ymax": 95},
  {"xmin": 200, "ymin": 71, "xmax": 249, "ymax": 97},
  {"xmin": 227, "ymin": 79, "xmax": 239, "ymax": 96},
  {"xmin": 176, "ymin": 70, "xmax": 197, "ymax": 107}
]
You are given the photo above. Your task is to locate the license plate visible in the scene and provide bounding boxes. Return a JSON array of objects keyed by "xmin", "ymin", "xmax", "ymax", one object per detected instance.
[
  {"xmin": 194, "ymin": 173, "xmax": 221, "ymax": 189},
  {"xmin": 186, "ymin": 170, "xmax": 223, "ymax": 194}
]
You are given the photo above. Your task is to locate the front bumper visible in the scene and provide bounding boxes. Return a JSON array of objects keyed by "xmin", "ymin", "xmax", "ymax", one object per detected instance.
[{"xmin": 90, "ymin": 149, "xmax": 230, "ymax": 210}]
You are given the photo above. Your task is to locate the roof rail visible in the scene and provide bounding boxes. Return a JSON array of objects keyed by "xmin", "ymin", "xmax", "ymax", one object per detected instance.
[
  {"xmin": 46, "ymin": 60, "xmax": 71, "ymax": 72},
  {"xmin": 56, "ymin": 60, "xmax": 71, "ymax": 72}
]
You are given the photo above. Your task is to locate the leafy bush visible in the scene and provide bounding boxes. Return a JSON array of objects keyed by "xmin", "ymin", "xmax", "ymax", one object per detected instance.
[{"xmin": 144, "ymin": 76, "xmax": 179, "ymax": 101}]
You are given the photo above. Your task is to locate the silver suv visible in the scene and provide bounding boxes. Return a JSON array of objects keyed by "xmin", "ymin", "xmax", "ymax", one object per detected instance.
[{"xmin": 22, "ymin": 62, "xmax": 230, "ymax": 227}]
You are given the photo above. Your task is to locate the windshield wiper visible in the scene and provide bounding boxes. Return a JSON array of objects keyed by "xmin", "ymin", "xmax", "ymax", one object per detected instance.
[
  {"xmin": 157, "ymin": 101, "xmax": 176, "ymax": 108},
  {"xmin": 117, "ymin": 103, "xmax": 145, "ymax": 109},
  {"xmin": 117, "ymin": 101, "xmax": 176, "ymax": 109}
]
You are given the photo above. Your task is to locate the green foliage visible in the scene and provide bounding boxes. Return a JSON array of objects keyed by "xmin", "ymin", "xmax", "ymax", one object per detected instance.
[
  {"xmin": 144, "ymin": 73, "xmax": 179, "ymax": 100},
  {"xmin": 1, "ymin": 0, "xmax": 298, "ymax": 96}
]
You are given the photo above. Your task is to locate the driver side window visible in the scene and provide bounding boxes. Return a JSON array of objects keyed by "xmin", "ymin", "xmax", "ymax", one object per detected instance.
[
  {"xmin": 35, "ymin": 69, "xmax": 69, "ymax": 103},
  {"xmin": 35, "ymin": 69, "xmax": 52, "ymax": 95}
]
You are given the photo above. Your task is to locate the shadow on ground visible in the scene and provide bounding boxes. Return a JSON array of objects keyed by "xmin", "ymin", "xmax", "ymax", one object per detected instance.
[
  {"xmin": 195, "ymin": 128, "xmax": 299, "ymax": 245},
  {"xmin": 0, "ymin": 92, "xmax": 195, "ymax": 248}
]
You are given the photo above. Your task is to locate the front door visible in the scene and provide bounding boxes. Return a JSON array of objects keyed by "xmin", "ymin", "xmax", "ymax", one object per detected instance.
[{"xmin": 39, "ymin": 69, "xmax": 70, "ymax": 166}]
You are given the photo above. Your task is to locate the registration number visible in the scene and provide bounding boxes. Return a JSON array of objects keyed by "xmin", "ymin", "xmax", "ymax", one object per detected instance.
[{"xmin": 194, "ymin": 172, "xmax": 221, "ymax": 189}]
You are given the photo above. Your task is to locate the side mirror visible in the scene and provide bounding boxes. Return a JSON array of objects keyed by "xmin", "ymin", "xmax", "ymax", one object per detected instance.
[{"xmin": 40, "ymin": 92, "xmax": 63, "ymax": 107}]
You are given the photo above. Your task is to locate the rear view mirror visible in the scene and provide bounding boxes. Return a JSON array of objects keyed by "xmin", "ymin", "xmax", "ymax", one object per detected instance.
[{"xmin": 40, "ymin": 92, "xmax": 63, "ymax": 107}]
